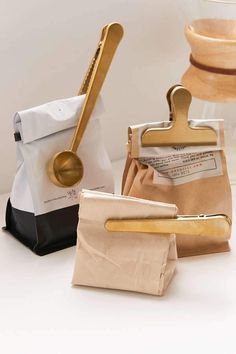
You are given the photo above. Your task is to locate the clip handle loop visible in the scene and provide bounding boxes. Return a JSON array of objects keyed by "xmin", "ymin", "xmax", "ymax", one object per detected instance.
[
  {"xmin": 166, "ymin": 84, "xmax": 182, "ymax": 120},
  {"xmin": 171, "ymin": 86, "xmax": 192, "ymax": 129}
]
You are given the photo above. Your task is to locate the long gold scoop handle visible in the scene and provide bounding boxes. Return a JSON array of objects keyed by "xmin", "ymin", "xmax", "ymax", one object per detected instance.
[
  {"xmin": 70, "ymin": 23, "xmax": 123, "ymax": 152},
  {"xmin": 78, "ymin": 42, "xmax": 102, "ymax": 96},
  {"xmin": 78, "ymin": 25, "xmax": 108, "ymax": 95},
  {"xmin": 105, "ymin": 214, "xmax": 231, "ymax": 241}
]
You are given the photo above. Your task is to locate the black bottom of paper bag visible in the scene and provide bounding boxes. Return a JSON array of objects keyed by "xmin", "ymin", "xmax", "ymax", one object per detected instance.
[{"xmin": 4, "ymin": 199, "xmax": 79, "ymax": 256}]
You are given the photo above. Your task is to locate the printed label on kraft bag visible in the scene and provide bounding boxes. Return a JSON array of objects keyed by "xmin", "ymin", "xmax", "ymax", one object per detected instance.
[{"xmin": 139, "ymin": 151, "xmax": 223, "ymax": 186}]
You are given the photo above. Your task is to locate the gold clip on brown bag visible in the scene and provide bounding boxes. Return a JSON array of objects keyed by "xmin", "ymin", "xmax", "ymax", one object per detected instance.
[
  {"xmin": 122, "ymin": 86, "xmax": 232, "ymax": 257},
  {"xmin": 72, "ymin": 190, "xmax": 178, "ymax": 296}
]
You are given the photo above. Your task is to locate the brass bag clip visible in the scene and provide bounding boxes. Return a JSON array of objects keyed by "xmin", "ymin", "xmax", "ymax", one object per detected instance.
[
  {"xmin": 105, "ymin": 213, "xmax": 231, "ymax": 241},
  {"xmin": 141, "ymin": 86, "xmax": 217, "ymax": 147}
]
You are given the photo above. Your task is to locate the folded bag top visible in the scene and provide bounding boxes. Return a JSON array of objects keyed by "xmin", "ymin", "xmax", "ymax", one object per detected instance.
[
  {"xmin": 122, "ymin": 86, "xmax": 232, "ymax": 257},
  {"xmin": 72, "ymin": 190, "xmax": 178, "ymax": 296}
]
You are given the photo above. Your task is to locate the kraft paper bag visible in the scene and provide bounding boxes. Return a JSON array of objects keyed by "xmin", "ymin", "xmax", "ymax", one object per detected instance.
[
  {"xmin": 72, "ymin": 190, "xmax": 178, "ymax": 296},
  {"xmin": 122, "ymin": 120, "xmax": 232, "ymax": 257}
]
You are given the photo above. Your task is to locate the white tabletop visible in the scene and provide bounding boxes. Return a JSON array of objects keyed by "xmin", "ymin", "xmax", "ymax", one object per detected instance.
[{"xmin": 0, "ymin": 159, "xmax": 235, "ymax": 354}]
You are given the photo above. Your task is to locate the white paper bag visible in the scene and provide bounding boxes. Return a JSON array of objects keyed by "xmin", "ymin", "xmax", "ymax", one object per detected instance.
[{"xmin": 5, "ymin": 95, "xmax": 114, "ymax": 255}]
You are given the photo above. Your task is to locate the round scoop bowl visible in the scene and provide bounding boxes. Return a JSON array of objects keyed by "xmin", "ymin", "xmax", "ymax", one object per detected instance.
[{"xmin": 47, "ymin": 151, "xmax": 84, "ymax": 187}]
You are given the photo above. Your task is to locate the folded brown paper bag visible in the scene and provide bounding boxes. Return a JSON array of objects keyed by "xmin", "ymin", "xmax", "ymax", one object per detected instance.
[
  {"xmin": 122, "ymin": 95, "xmax": 232, "ymax": 257},
  {"xmin": 72, "ymin": 190, "xmax": 177, "ymax": 296}
]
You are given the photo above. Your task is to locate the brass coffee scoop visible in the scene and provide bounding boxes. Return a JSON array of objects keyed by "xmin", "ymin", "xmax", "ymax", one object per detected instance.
[{"xmin": 47, "ymin": 23, "xmax": 124, "ymax": 187}]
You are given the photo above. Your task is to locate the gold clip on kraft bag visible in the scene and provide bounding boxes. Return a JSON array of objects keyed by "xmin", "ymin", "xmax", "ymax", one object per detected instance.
[
  {"xmin": 72, "ymin": 190, "xmax": 178, "ymax": 296},
  {"xmin": 122, "ymin": 86, "xmax": 232, "ymax": 257},
  {"xmin": 5, "ymin": 23, "xmax": 123, "ymax": 255},
  {"xmin": 72, "ymin": 190, "xmax": 231, "ymax": 295}
]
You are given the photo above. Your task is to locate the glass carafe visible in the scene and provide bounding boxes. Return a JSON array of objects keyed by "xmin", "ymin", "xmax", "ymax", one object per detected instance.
[{"xmin": 181, "ymin": 0, "xmax": 236, "ymax": 183}]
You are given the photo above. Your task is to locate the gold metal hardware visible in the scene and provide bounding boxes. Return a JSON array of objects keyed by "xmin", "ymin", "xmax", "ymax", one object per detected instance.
[
  {"xmin": 141, "ymin": 86, "xmax": 217, "ymax": 147},
  {"xmin": 47, "ymin": 23, "xmax": 124, "ymax": 187},
  {"xmin": 105, "ymin": 214, "xmax": 231, "ymax": 240},
  {"xmin": 166, "ymin": 84, "xmax": 182, "ymax": 120},
  {"xmin": 78, "ymin": 24, "xmax": 109, "ymax": 95}
]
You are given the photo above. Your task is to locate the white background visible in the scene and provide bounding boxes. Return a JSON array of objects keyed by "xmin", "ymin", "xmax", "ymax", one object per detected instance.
[
  {"xmin": 0, "ymin": 2, "xmax": 236, "ymax": 352},
  {"xmin": 0, "ymin": 0, "xmax": 193, "ymax": 194}
]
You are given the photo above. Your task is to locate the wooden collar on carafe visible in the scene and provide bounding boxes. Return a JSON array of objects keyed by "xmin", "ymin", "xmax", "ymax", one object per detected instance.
[{"xmin": 190, "ymin": 54, "xmax": 236, "ymax": 76}]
